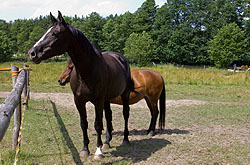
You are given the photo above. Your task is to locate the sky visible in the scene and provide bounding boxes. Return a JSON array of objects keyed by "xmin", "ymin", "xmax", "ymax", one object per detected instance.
[{"xmin": 0, "ymin": 0, "xmax": 165, "ymax": 22}]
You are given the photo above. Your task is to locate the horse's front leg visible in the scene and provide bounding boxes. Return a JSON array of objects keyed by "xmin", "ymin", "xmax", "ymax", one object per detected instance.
[
  {"xmin": 103, "ymin": 101, "xmax": 113, "ymax": 149},
  {"xmin": 93, "ymin": 100, "xmax": 105, "ymax": 160},
  {"xmin": 74, "ymin": 96, "xmax": 89, "ymax": 158}
]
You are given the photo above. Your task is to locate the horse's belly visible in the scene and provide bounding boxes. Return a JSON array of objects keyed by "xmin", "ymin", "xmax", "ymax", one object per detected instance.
[
  {"xmin": 105, "ymin": 79, "xmax": 127, "ymax": 99},
  {"xmin": 110, "ymin": 96, "xmax": 123, "ymax": 105},
  {"xmin": 110, "ymin": 91, "xmax": 144, "ymax": 105}
]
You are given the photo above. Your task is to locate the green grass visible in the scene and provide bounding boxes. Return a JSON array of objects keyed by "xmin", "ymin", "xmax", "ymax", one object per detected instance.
[{"xmin": 0, "ymin": 62, "xmax": 71, "ymax": 92}]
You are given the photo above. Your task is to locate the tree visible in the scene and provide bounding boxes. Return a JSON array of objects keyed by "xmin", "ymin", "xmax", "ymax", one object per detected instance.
[
  {"xmin": 166, "ymin": 23, "xmax": 197, "ymax": 64},
  {"xmin": 0, "ymin": 20, "xmax": 14, "ymax": 61},
  {"xmin": 101, "ymin": 12, "xmax": 134, "ymax": 53},
  {"xmin": 0, "ymin": 30, "xmax": 13, "ymax": 61},
  {"xmin": 152, "ymin": 0, "xmax": 211, "ymax": 64},
  {"xmin": 124, "ymin": 31, "xmax": 154, "ymax": 66},
  {"xmin": 152, "ymin": 3, "xmax": 172, "ymax": 63},
  {"xmin": 16, "ymin": 20, "xmax": 34, "ymax": 54},
  {"xmin": 133, "ymin": 0, "xmax": 157, "ymax": 33},
  {"xmin": 78, "ymin": 12, "xmax": 106, "ymax": 48},
  {"xmin": 208, "ymin": 23, "xmax": 248, "ymax": 68},
  {"xmin": 101, "ymin": 18, "xmax": 118, "ymax": 51}
]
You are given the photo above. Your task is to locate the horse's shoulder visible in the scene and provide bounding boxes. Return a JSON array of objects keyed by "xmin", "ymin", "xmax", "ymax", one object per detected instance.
[{"xmin": 103, "ymin": 51, "xmax": 127, "ymax": 65}]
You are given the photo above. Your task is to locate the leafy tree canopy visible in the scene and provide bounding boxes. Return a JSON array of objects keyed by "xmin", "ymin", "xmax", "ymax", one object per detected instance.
[
  {"xmin": 208, "ymin": 23, "xmax": 248, "ymax": 68},
  {"xmin": 124, "ymin": 31, "xmax": 154, "ymax": 66}
]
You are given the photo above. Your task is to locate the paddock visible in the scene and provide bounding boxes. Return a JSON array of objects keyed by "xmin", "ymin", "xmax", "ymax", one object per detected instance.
[
  {"xmin": 0, "ymin": 63, "xmax": 249, "ymax": 164},
  {"xmin": 0, "ymin": 90, "xmax": 249, "ymax": 164}
]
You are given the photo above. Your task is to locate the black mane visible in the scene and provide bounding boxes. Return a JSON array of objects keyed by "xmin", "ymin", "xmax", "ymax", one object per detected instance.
[{"xmin": 67, "ymin": 25, "xmax": 101, "ymax": 56}]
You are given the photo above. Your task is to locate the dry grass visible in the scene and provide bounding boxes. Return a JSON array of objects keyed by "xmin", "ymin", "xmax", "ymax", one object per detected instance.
[
  {"xmin": 135, "ymin": 65, "xmax": 250, "ymax": 85},
  {"xmin": 0, "ymin": 62, "xmax": 250, "ymax": 93}
]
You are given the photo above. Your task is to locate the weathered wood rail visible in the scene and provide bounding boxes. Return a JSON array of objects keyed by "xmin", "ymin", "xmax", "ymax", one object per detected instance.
[{"xmin": 0, "ymin": 64, "xmax": 30, "ymax": 151}]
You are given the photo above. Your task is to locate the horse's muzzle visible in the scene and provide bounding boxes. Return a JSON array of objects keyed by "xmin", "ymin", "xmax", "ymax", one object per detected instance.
[
  {"xmin": 28, "ymin": 47, "xmax": 41, "ymax": 64},
  {"xmin": 58, "ymin": 79, "xmax": 66, "ymax": 86}
]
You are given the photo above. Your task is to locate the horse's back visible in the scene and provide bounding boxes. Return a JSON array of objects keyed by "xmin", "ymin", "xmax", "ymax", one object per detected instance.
[
  {"xmin": 102, "ymin": 51, "xmax": 130, "ymax": 73},
  {"xmin": 132, "ymin": 69, "xmax": 163, "ymax": 87}
]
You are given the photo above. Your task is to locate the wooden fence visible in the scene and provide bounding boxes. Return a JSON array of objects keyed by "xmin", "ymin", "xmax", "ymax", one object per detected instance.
[{"xmin": 0, "ymin": 64, "xmax": 30, "ymax": 151}]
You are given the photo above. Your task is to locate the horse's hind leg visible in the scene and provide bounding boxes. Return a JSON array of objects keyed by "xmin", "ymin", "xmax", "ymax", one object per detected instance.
[
  {"xmin": 145, "ymin": 99, "xmax": 159, "ymax": 136},
  {"xmin": 121, "ymin": 90, "xmax": 130, "ymax": 145},
  {"xmin": 103, "ymin": 101, "xmax": 113, "ymax": 149},
  {"xmin": 74, "ymin": 97, "xmax": 90, "ymax": 158}
]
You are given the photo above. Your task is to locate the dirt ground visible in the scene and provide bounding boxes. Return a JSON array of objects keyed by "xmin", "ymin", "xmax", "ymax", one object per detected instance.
[{"xmin": 0, "ymin": 91, "xmax": 209, "ymax": 109}]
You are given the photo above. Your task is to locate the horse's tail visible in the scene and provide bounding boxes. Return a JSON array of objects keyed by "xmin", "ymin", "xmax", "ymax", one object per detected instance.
[
  {"xmin": 159, "ymin": 76, "xmax": 166, "ymax": 130},
  {"xmin": 128, "ymin": 76, "xmax": 135, "ymax": 92}
]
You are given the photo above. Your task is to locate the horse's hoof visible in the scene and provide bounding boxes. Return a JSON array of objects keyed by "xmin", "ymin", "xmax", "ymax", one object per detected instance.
[
  {"xmin": 94, "ymin": 154, "xmax": 103, "ymax": 160},
  {"xmin": 148, "ymin": 131, "xmax": 155, "ymax": 137},
  {"xmin": 122, "ymin": 140, "xmax": 130, "ymax": 145},
  {"xmin": 102, "ymin": 143, "xmax": 111, "ymax": 150},
  {"xmin": 80, "ymin": 151, "xmax": 89, "ymax": 158}
]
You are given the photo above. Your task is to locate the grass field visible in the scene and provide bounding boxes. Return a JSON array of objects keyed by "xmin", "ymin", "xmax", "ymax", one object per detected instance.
[
  {"xmin": 0, "ymin": 62, "xmax": 249, "ymax": 92},
  {"xmin": 0, "ymin": 62, "xmax": 249, "ymax": 164}
]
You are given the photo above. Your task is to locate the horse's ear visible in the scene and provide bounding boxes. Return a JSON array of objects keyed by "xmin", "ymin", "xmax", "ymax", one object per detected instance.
[
  {"xmin": 50, "ymin": 12, "xmax": 57, "ymax": 24},
  {"xmin": 58, "ymin": 11, "xmax": 67, "ymax": 26}
]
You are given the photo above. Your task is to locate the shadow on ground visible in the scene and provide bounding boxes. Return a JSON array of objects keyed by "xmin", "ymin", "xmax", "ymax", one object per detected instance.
[
  {"xmin": 50, "ymin": 100, "xmax": 83, "ymax": 165},
  {"xmin": 113, "ymin": 128, "xmax": 190, "ymax": 136},
  {"xmin": 108, "ymin": 138, "xmax": 171, "ymax": 164}
]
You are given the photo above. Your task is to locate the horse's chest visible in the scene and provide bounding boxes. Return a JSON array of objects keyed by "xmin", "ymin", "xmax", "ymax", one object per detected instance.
[
  {"xmin": 72, "ymin": 80, "xmax": 105, "ymax": 101},
  {"xmin": 71, "ymin": 80, "xmax": 91, "ymax": 99}
]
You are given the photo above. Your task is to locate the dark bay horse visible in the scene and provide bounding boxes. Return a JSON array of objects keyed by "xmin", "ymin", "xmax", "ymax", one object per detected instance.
[
  {"xmin": 58, "ymin": 58, "xmax": 166, "ymax": 136},
  {"xmin": 28, "ymin": 11, "xmax": 134, "ymax": 159}
]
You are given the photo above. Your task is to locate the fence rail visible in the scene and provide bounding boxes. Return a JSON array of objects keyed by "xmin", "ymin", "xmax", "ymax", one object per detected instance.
[{"xmin": 0, "ymin": 64, "xmax": 30, "ymax": 151}]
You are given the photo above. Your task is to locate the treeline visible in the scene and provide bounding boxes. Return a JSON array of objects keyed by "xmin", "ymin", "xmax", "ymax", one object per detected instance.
[{"xmin": 0, "ymin": 0, "xmax": 250, "ymax": 67}]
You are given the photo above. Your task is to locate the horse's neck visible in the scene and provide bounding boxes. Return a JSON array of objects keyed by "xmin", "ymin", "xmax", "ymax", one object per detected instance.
[{"xmin": 68, "ymin": 41, "xmax": 101, "ymax": 78}]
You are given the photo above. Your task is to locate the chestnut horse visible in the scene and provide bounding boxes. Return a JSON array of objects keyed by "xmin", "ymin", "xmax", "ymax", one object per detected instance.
[
  {"xmin": 58, "ymin": 58, "xmax": 166, "ymax": 136},
  {"xmin": 28, "ymin": 11, "xmax": 134, "ymax": 159}
]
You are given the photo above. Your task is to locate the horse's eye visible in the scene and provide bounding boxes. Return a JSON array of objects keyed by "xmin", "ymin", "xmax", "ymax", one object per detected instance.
[{"xmin": 52, "ymin": 32, "xmax": 58, "ymax": 36}]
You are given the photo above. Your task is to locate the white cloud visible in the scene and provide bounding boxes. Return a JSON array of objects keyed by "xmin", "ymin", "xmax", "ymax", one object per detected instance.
[
  {"xmin": 156, "ymin": 0, "xmax": 165, "ymax": 8},
  {"xmin": 29, "ymin": 0, "xmax": 129, "ymax": 19},
  {"xmin": 0, "ymin": 0, "xmax": 166, "ymax": 21},
  {"xmin": 97, "ymin": 1, "xmax": 112, "ymax": 6}
]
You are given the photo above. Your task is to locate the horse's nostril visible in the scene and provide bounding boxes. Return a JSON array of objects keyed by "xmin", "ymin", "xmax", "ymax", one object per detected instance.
[
  {"xmin": 31, "ymin": 51, "xmax": 36, "ymax": 57},
  {"xmin": 58, "ymin": 79, "xmax": 61, "ymax": 83}
]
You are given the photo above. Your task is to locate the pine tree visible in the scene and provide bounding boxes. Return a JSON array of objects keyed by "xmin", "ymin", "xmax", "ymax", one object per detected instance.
[{"xmin": 133, "ymin": 0, "xmax": 157, "ymax": 33}]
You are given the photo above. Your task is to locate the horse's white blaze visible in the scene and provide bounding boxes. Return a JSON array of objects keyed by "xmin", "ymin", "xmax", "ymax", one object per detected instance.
[
  {"xmin": 34, "ymin": 27, "xmax": 53, "ymax": 47},
  {"xmin": 95, "ymin": 147, "xmax": 103, "ymax": 155}
]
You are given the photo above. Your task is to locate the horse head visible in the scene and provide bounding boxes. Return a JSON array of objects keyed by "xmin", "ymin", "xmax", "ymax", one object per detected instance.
[
  {"xmin": 28, "ymin": 11, "xmax": 71, "ymax": 64},
  {"xmin": 58, "ymin": 58, "xmax": 74, "ymax": 86}
]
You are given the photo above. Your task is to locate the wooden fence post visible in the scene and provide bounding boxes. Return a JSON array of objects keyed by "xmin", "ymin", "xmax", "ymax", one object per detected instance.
[
  {"xmin": 23, "ymin": 64, "xmax": 29, "ymax": 109},
  {"xmin": 0, "ymin": 70, "xmax": 26, "ymax": 142},
  {"xmin": 11, "ymin": 64, "xmax": 22, "ymax": 151},
  {"xmin": 26, "ymin": 64, "xmax": 30, "ymax": 100}
]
